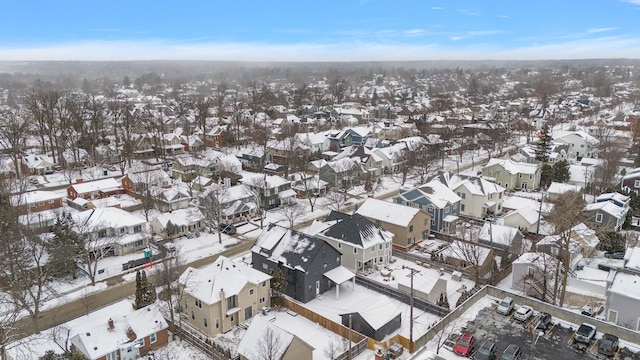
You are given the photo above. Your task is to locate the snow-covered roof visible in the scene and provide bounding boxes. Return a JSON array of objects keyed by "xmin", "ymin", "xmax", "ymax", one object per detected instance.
[
  {"xmin": 10, "ymin": 190, "xmax": 64, "ymax": 206},
  {"xmin": 318, "ymin": 211, "xmax": 393, "ymax": 248},
  {"xmin": 73, "ymin": 207, "xmax": 146, "ymax": 229},
  {"xmin": 179, "ymin": 256, "xmax": 271, "ymax": 305},
  {"xmin": 624, "ymin": 247, "xmax": 640, "ymax": 272},
  {"xmin": 70, "ymin": 178, "xmax": 121, "ymax": 194},
  {"xmin": 608, "ymin": 271, "xmax": 640, "ymax": 299},
  {"xmin": 503, "ymin": 205, "xmax": 539, "ymax": 225},
  {"xmin": 547, "ymin": 181, "xmax": 581, "ymax": 195},
  {"xmin": 355, "ymin": 198, "xmax": 423, "ymax": 227},
  {"xmin": 151, "ymin": 208, "xmax": 203, "ymax": 227},
  {"xmin": 236, "ymin": 316, "xmax": 297, "ymax": 360},
  {"xmin": 414, "ymin": 179, "xmax": 462, "ymax": 208},
  {"xmin": 585, "ymin": 201, "xmax": 627, "ymax": 219},
  {"xmin": 440, "ymin": 240, "xmax": 490, "ymax": 265},
  {"xmin": 513, "ymin": 252, "xmax": 561, "ymax": 269},
  {"xmin": 343, "ymin": 295, "xmax": 402, "ymax": 330},
  {"xmin": 478, "ymin": 223, "xmax": 520, "ymax": 247},
  {"xmin": 324, "ymin": 266, "xmax": 355, "ymax": 285},
  {"xmin": 485, "ymin": 158, "xmax": 539, "ymax": 175}
]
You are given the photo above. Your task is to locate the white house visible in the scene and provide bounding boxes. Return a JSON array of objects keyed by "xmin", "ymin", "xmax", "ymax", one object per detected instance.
[{"xmin": 552, "ymin": 130, "xmax": 600, "ymax": 161}]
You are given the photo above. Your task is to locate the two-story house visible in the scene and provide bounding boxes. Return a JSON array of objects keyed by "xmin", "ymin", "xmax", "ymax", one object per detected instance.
[
  {"xmin": 395, "ymin": 179, "xmax": 461, "ymax": 233},
  {"xmin": 179, "ymin": 256, "xmax": 272, "ymax": 337},
  {"xmin": 584, "ymin": 192, "xmax": 630, "ymax": 232},
  {"xmin": 318, "ymin": 157, "xmax": 365, "ymax": 188},
  {"xmin": 240, "ymin": 174, "xmax": 295, "ymax": 209},
  {"xmin": 621, "ymin": 167, "xmax": 640, "ymax": 194},
  {"xmin": 605, "ymin": 247, "xmax": 640, "ymax": 330},
  {"xmin": 443, "ymin": 174, "xmax": 506, "ymax": 218},
  {"xmin": 251, "ymin": 223, "xmax": 342, "ymax": 303},
  {"xmin": 332, "ymin": 145, "xmax": 384, "ymax": 181},
  {"xmin": 355, "ymin": 198, "xmax": 431, "ymax": 251},
  {"xmin": 553, "ymin": 130, "xmax": 600, "ymax": 161},
  {"xmin": 203, "ymin": 125, "xmax": 226, "ymax": 148},
  {"xmin": 294, "ymin": 132, "xmax": 331, "ymax": 156},
  {"xmin": 311, "ymin": 211, "xmax": 393, "ymax": 272},
  {"xmin": 72, "ymin": 207, "xmax": 149, "ymax": 256},
  {"xmin": 151, "ymin": 185, "xmax": 192, "ymax": 212},
  {"xmin": 482, "ymin": 157, "xmax": 541, "ymax": 191},
  {"xmin": 345, "ymin": 126, "xmax": 374, "ymax": 146},
  {"xmin": 170, "ymin": 156, "xmax": 216, "ymax": 182}
]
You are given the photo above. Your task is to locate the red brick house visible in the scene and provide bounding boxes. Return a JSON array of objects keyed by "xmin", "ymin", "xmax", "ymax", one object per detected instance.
[
  {"xmin": 11, "ymin": 190, "xmax": 64, "ymax": 215},
  {"xmin": 67, "ymin": 178, "xmax": 124, "ymax": 200}
]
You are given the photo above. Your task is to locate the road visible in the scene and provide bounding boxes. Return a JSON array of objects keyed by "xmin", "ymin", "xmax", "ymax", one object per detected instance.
[
  {"xmin": 14, "ymin": 237, "xmax": 256, "ymax": 339},
  {"xmin": 13, "ymin": 145, "xmax": 518, "ymax": 339}
]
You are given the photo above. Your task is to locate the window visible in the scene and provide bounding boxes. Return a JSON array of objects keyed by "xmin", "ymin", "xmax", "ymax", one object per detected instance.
[
  {"xmin": 635, "ymin": 180, "xmax": 640, "ymax": 188},
  {"xmin": 135, "ymin": 239, "xmax": 144, "ymax": 247},
  {"xmin": 261, "ymin": 281, "xmax": 266, "ymax": 287},
  {"xmin": 460, "ymin": 193, "xmax": 466, "ymax": 199},
  {"xmin": 379, "ymin": 256, "xmax": 383, "ymax": 262},
  {"xmin": 150, "ymin": 333, "xmax": 157, "ymax": 344},
  {"xmin": 353, "ymin": 248, "xmax": 358, "ymax": 254},
  {"xmin": 106, "ymin": 351, "xmax": 118, "ymax": 360},
  {"xmin": 580, "ymin": 144, "xmax": 584, "ymax": 148},
  {"xmin": 529, "ymin": 174, "xmax": 533, "ymax": 180},
  {"xmin": 409, "ymin": 225, "xmax": 414, "ymax": 232},
  {"xmin": 259, "ymin": 297, "xmax": 266, "ymax": 304},
  {"xmin": 596, "ymin": 213, "xmax": 603, "ymax": 223},
  {"xmin": 262, "ymin": 263, "xmax": 268, "ymax": 270},
  {"xmin": 98, "ymin": 230, "xmax": 107, "ymax": 238},
  {"xmin": 528, "ymin": 267, "xmax": 535, "ymax": 276},
  {"xmin": 204, "ymin": 318, "xmax": 208, "ymax": 327},
  {"xmin": 431, "ymin": 219, "xmax": 435, "ymax": 225},
  {"xmin": 195, "ymin": 299, "xmax": 202, "ymax": 308},
  {"xmin": 38, "ymin": 201, "xmax": 44, "ymax": 206},
  {"xmin": 444, "ymin": 206, "xmax": 450, "ymax": 214},
  {"xmin": 249, "ymin": 289, "xmax": 254, "ymax": 296},
  {"xmin": 48, "ymin": 199, "xmax": 55, "ymax": 204},
  {"xmin": 461, "ymin": 204, "xmax": 465, "ymax": 212},
  {"xmin": 608, "ymin": 309, "xmax": 618, "ymax": 324},
  {"xmin": 120, "ymin": 227, "xmax": 125, "ymax": 234},
  {"xmin": 337, "ymin": 242, "xmax": 342, "ymax": 249},
  {"xmin": 215, "ymin": 318, "xmax": 220, "ymax": 329},
  {"xmin": 133, "ymin": 225, "xmax": 142, "ymax": 233},
  {"xmin": 379, "ymin": 244, "xmax": 383, "ymax": 250},
  {"xmin": 375, "ymin": 220, "xmax": 381, "ymax": 227},
  {"xmin": 227, "ymin": 296, "xmax": 237, "ymax": 309},
  {"xmin": 424, "ymin": 219, "xmax": 428, "ymax": 226},
  {"xmin": 191, "ymin": 311, "xmax": 195, "ymax": 320}
]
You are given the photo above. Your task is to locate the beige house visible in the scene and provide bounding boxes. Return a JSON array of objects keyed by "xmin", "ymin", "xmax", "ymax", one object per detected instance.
[
  {"xmin": 179, "ymin": 256, "xmax": 271, "ymax": 337},
  {"xmin": 237, "ymin": 316, "xmax": 314, "ymax": 360},
  {"xmin": 355, "ymin": 197, "xmax": 431, "ymax": 251},
  {"xmin": 482, "ymin": 158, "xmax": 541, "ymax": 191}
]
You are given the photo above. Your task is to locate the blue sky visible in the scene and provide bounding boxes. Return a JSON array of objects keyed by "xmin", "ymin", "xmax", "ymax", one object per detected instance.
[{"xmin": 1, "ymin": 0, "xmax": 639, "ymax": 61}]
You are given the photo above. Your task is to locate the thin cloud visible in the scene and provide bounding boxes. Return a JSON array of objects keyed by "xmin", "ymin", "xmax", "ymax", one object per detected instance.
[
  {"xmin": 498, "ymin": 15, "xmax": 510, "ymax": 18},
  {"xmin": 621, "ymin": 0, "xmax": 640, "ymax": 4},
  {"xmin": 587, "ymin": 27, "xmax": 618, "ymax": 34},
  {"xmin": 0, "ymin": 36, "xmax": 639, "ymax": 62},
  {"xmin": 404, "ymin": 29, "xmax": 425, "ymax": 35},
  {"xmin": 458, "ymin": 9, "xmax": 481, "ymax": 16},
  {"xmin": 432, "ymin": 6, "xmax": 443, "ymax": 10},
  {"xmin": 467, "ymin": 30, "xmax": 502, "ymax": 36}
]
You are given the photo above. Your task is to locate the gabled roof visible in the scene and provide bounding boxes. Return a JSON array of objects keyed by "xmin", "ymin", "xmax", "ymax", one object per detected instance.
[
  {"xmin": 73, "ymin": 207, "xmax": 146, "ymax": 229},
  {"xmin": 399, "ymin": 179, "xmax": 461, "ymax": 209},
  {"xmin": 252, "ymin": 223, "xmax": 337, "ymax": 272},
  {"xmin": 179, "ymin": 256, "xmax": 271, "ymax": 305},
  {"xmin": 318, "ymin": 211, "xmax": 393, "ymax": 248},
  {"xmin": 585, "ymin": 201, "xmax": 627, "ymax": 219},
  {"xmin": 237, "ymin": 316, "xmax": 299, "ymax": 360},
  {"xmin": 69, "ymin": 178, "xmax": 121, "ymax": 194},
  {"xmin": 355, "ymin": 198, "xmax": 422, "ymax": 227},
  {"xmin": 484, "ymin": 158, "xmax": 539, "ymax": 175}
]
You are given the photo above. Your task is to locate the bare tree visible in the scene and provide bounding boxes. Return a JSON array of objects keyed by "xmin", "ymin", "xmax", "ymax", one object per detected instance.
[
  {"xmin": 155, "ymin": 250, "xmax": 186, "ymax": 340},
  {"xmin": 198, "ymin": 182, "xmax": 230, "ymax": 243},
  {"xmin": 323, "ymin": 337, "xmax": 348, "ymax": 360},
  {"xmin": 255, "ymin": 326, "xmax": 285, "ymax": 360},
  {"xmin": 329, "ymin": 78, "xmax": 349, "ymax": 104},
  {"xmin": 325, "ymin": 190, "xmax": 348, "ymax": 212},
  {"xmin": 281, "ymin": 201, "xmax": 305, "ymax": 228},
  {"xmin": 432, "ymin": 316, "xmax": 460, "ymax": 355},
  {"xmin": 545, "ymin": 191, "xmax": 585, "ymax": 306},
  {"xmin": 0, "ymin": 109, "xmax": 30, "ymax": 178}
]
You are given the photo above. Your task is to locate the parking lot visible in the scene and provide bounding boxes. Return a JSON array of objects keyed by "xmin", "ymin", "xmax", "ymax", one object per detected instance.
[{"xmin": 461, "ymin": 302, "xmax": 640, "ymax": 360}]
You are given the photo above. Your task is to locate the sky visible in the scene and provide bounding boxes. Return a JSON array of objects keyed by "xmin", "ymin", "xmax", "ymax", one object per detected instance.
[{"xmin": 1, "ymin": 0, "xmax": 640, "ymax": 61}]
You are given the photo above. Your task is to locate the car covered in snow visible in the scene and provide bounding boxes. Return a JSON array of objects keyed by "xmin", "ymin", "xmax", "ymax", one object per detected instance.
[{"xmin": 513, "ymin": 306, "xmax": 533, "ymax": 322}]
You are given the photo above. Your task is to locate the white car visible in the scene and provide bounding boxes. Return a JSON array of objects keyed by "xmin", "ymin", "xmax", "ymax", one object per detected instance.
[{"xmin": 514, "ymin": 306, "xmax": 533, "ymax": 322}]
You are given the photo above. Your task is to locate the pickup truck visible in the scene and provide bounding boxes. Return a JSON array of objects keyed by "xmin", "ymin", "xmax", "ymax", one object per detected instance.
[{"xmin": 574, "ymin": 323, "xmax": 596, "ymax": 345}]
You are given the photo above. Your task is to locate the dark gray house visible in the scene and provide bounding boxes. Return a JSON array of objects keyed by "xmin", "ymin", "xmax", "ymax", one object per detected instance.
[
  {"xmin": 251, "ymin": 223, "xmax": 342, "ymax": 303},
  {"xmin": 339, "ymin": 296, "xmax": 402, "ymax": 341}
]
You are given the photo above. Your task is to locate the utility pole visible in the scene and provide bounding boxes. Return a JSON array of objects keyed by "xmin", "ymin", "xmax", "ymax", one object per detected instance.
[
  {"xmin": 408, "ymin": 266, "xmax": 420, "ymax": 354},
  {"xmin": 348, "ymin": 314, "xmax": 352, "ymax": 360}
]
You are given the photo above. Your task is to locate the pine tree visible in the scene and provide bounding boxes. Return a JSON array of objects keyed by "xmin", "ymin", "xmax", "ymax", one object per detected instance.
[
  {"xmin": 134, "ymin": 270, "xmax": 143, "ymax": 309},
  {"xmin": 552, "ymin": 160, "xmax": 570, "ymax": 183},
  {"xmin": 141, "ymin": 270, "xmax": 157, "ymax": 306},
  {"xmin": 535, "ymin": 124, "xmax": 553, "ymax": 163},
  {"xmin": 47, "ymin": 212, "xmax": 84, "ymax": 279}
]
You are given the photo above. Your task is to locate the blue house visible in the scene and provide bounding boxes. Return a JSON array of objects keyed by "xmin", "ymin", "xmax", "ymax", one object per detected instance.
[
  {"xmin": 345, "ymin": 127, "xmax": 374, "ymax": 147},
  {"xmin": 394, "ymin": 179, "xmax": 461, "ymax": 234}
]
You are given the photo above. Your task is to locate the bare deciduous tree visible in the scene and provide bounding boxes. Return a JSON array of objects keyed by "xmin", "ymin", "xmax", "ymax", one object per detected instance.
[
  {"xmin": 281, "ymin": 201, "xmax": 305, "ymax": 229},
  {"xmin": 255, "ymin": 326, "xmax": 284, "ymax": 360},
  {"xmin": 198, "ymin": 183, "xmax": 230, "ymax": 243},
  {"xmin": 155, "ymin": 250, "xmax": 186, "ymax": 340}
]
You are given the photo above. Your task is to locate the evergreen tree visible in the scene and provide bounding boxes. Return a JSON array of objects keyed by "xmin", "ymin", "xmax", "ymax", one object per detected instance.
[
  {"xmin": 141, "ymin": 270, "xmax": 157, "ymax": 306},
  {"xmin": 47, "ymin": 211, "xmax": 84, "ymax": 279},
  {"xmin": 535, "ymin": 124, "xmax": 553, "ymax": 163},
  {"xmin": 134, "ymin": 270, "xmax": 143, "ymax": 309},
  {"xmin": 540, "ymin": 163, "xmax": 554, "ymax": 188},
  {"xmin": 552, "ymin": 160, "xmax": 570, "ymax": 183}
]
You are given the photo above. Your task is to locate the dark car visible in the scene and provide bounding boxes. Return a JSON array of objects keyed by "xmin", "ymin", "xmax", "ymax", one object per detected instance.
[
  {"xmin": 598, "ymin": 333, "xmax": 619, "ymax": 357},
  {"xmin": 473, "ymin": 340, "xmax": 497, "ymax": 360},
  {"xmin": 454, "ymin": 333, "xmax": 476, "ymax": 357},
  {"xmin": 604, "ymin": 251, "xmax": 625, "ymax": 259},
  {"xmin": 500, "ymin": 344, "xmax": 522, "ymax": 360},
  {"xmin": 219, "ymin": 223, "xmax": 237, "ymax": 235},
  {"xmin": 535, "ymin": 312, "xmax": 552, "ymax": 330}
]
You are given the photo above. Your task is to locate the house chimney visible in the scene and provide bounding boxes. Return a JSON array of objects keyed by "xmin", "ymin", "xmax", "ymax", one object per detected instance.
[{"xmin": 108, "ymin": 318, "xmax": 114, "ymax": 330}]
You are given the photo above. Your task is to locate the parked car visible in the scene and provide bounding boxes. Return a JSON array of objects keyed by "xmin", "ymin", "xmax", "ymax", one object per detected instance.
[
  {"xmin": 219, "ymin": 223, "xmax": 237, "ymax": 235},
  {"xmin": 496, "ymin": 297, "xmax": 514, "ymax": 316},
  {"xmin": 454, "ymin": 333, "xmax": 476, "ymax": 357},
  {"xmin": 598, "ymin": 333, "xmax": 619, "ymax": 357},
  {"xmin": 534, "ymin": 312, "xmax": 552, "ymax": 330},
  {"xmin": 163, "ymin": 242, "xmax": 176, "ymax": 252},
  {"xmin": 604, "ymin": 251, "xmax": 625, "ymax": 259},
  {"xmin": 473, "ymin": 340, "xmax": 497, "ymax": 360},
  {"xmin": 513, "ymin": 306, "xmax": 533, "ymax": 322},
  {"xmin": 500, "ymin": 344, "xmax": 522, "ymax": 360},
  {"xmin": 574, "ymin": 323, "xmax": 596, "ymax": 344}
]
